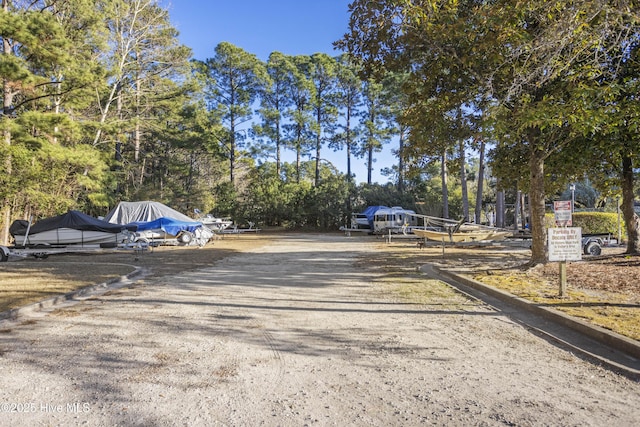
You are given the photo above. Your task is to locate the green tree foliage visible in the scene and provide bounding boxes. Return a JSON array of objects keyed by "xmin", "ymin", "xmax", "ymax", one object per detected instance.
[
  {"xmin": 488, "ymin": 1, "xmax": 640, "ymax": 258},
  {"xmin": 253, "ymin": 52, "xmax": 295, "ymax": 178},
  {"xmin": 282, "ymin": 55, "xmax": 315, "ymax": 183},
  {"xmin": 198, "ymin": 42, "xmax": 267, "ymax": 186},
  {"xmin": 358, "ymin": 75, "xmax": 395, "ymax": 185},
  {"xmin": 340, "ymin": 0, "xmax": 640, "ymax": 262},
  {"xmin": 239, "ymin": 160, "xmax": 347, "ymax": 230},
  {"xmin": 0, "ymin": 0, "xmax": 105, "ymax": 242},
  {"xmin": 8, "ymin": 0, "xmax": 638, "ymax": 245},
  {"xmin": 1, "ymin": 0, "xmax": 427, "ymax": 236},
  {"xmin": 332, "ymin": 54, "xmax": 361, "ymax": 184},
  {"xmin": 309, "ymin": 53, "xmax": 338, "ymax": 186},
  {"xmin": 92, "ymin": 0, "xmax": 192, "ymax": 199}
]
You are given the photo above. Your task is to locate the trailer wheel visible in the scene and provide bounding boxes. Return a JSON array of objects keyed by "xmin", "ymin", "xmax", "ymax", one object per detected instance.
[
  {"xmin": 134, "ymin": 237, "xmax": 151, "ymax": 252},
  {"xmin": 0, "ymin": 249, "xmax": 8, "ymax": 262},
  {"xmin": 33, "ymin": 252, "xmax": 49, "ymax": 259},
  {"xmin": 584, "ymin": 241, "xmax": 602, "ymax": 256},
  {"xmin": 178, "ymin": 231, "xmax": 193, "ymax": 244}
]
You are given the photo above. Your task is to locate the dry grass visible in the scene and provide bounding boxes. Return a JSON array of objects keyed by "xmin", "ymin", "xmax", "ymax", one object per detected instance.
[
  {"xmin": 473, "ymin": 267, "xmax": 640, "ymax": 341},
  {"xmin": 380, "ymin": 275, "xmax": 474, "ymax": 306},
  {"xmin": 0, "ymin": 263, "xmax": 135, "ymax": 312},
  {"xmin": 368, "ymin": 239, "xmax": 640, "ymax": 342},
  {"xmin": 364, "ymin": 240, "xmax": 485, "ymax": 308}
]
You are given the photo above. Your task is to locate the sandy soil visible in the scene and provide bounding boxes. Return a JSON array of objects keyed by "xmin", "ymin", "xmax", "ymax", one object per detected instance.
[{"xmin": 0, "ymin": 233, "xmax": 638, "ymax": 426}]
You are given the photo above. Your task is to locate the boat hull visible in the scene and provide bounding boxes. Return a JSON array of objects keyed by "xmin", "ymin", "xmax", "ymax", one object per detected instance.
[
  {"xmin": 413, "ymin": 228, "xmax": 498, "ymax": 243},
  {"xmin": 13, "ymin": 228, "xmax": 130, "ymax": 246},
  {"xmin": 202, "ymin": 220, "xmax": 233, "ymax": 232},
  {"xmin": 197, "ymin": 215, "xmax": 233, "ymax": 232}
]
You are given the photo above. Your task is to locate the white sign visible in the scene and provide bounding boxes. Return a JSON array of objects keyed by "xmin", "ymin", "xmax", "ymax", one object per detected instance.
[
  {"xmin": 554, "ymin": 200, "xmax": 572, "ymax": 226},
  {"xmin": 548, "ymin": 227, "xmax": 582, "ymax": 261}
]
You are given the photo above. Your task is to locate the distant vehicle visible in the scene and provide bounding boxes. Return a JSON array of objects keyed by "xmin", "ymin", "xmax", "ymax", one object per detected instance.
[
  {"xmin": 351, "ymin": 213, "xmax": 371, "ymax": 229},
  {"xmin": 349, "ymin": 205, "xmax": 388, "ymax": 231},
  {"xmin": 372, "ymin": 206, "xmax": 418, "ymax": 234}
]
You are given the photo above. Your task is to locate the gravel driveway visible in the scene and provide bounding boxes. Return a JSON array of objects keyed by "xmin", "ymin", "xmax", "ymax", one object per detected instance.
[{"xmin": 0, "ymin": 233, "xmax": 638, "ymax": 426}]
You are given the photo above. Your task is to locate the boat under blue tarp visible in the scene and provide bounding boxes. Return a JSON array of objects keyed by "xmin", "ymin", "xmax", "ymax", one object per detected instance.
[{"xmin": 128, "ymin": 217, "xmax": 203, "ymax": 237}]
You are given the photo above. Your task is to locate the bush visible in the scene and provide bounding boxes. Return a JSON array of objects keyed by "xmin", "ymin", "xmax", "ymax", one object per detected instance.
[{"xmin": 545, "ymin": 212, "xmax": 624, "ymax": 236}]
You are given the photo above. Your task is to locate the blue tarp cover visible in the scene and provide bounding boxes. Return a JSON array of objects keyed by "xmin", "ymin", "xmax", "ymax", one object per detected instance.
[
  {"xmin": 361, "ymin": 206, "xmax": 388, "ymax": 229},
  {"xmin": 129, "ymin": 217, "xmax": 202, "ymax": 236}
]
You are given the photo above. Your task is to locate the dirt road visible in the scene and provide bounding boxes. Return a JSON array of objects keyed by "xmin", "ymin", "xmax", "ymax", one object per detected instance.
[{"xmin": 0, "ymin": 233, "xmax": 638, "ymax": 426}]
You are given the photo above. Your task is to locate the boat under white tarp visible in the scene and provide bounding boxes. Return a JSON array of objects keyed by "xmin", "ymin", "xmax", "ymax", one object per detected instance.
[
  {"xmin": 104, "ymin": 201, "xmax": 213, "ymax": 246},
  {"xmin": 104, "ymin": 201, "xmax": 195, "ymax": 224}
]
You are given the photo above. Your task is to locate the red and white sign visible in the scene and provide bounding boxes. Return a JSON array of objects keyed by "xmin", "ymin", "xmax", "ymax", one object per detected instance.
[{"xmin": 554, "ymin": 200, "xmax": 572, "ymax": 227}]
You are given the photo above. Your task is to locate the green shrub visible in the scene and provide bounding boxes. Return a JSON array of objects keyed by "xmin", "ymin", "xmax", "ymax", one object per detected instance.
[{"xmin": 545, "ymin": 212, "xmax": 624, "ymax": 236}]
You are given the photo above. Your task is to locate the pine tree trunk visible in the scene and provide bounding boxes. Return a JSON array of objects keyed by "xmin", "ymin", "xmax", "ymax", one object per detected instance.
[
  {"xmin": 367, "ymin": 146, "xmax": 373, "ymax": 185},
  {"xmin": 2, "ymin": 0, "xmax": 14, "ymax": 244},
  {"xmin": 315, "ymin": 107, "xmax": 321, "ymax": 186},
  {"xmin": 398, "ymin": 127, "xmax": 405, "ymax": 193},
  {"xmin": 496, "ymin": 189, "xmax": 505, "ymax": 228},
  {"xmin": 296, "ymin": 147, "xmax": 301, "ymax": 184},
  {"xmin": 276, "ymin": 120, "xmax": 281, "ymax": 178}
]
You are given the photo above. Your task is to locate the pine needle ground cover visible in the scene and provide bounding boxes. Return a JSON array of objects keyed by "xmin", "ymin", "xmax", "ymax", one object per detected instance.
[{"xmin": 472, "ymin": 256, "xmax": 640, "ymax": 341}]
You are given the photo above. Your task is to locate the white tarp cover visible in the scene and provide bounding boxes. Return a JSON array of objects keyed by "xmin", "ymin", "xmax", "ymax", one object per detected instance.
[{"xmin": 104, "ymin": 201, "xmax": 194, "ymax": 224}]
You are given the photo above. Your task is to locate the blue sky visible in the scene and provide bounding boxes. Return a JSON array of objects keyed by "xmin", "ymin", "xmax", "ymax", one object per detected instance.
[
  {"xmin": 166, "ymin": 0, "xmax": 350, "ymax": 61},
  {"xmin": 164, "ymin": 1, "xmax": 394, "ymax": 184}
]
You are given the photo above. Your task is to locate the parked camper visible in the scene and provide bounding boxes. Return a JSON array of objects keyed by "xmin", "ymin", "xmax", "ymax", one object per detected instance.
[{"xmin": 373, "ymin": 206, "xmax": 417, "ymax": 233}]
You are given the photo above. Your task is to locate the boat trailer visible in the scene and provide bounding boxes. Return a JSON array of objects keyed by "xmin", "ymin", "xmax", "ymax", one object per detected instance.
[{"xmin": 0, "ymin": 240, "xmax": 150, "ymax": 262}]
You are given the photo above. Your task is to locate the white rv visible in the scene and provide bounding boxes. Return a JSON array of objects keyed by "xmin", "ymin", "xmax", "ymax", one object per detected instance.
[{"xmin": 372, "ymin": 206, "xmax": 418, "ymax": 233}]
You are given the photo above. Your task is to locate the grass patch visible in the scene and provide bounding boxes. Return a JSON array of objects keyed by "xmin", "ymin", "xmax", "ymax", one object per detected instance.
[
  {"xmin": 366, "ymin": 239, "xmax": 639, "ymax": 341},
  {"xmin": 382, "ymin": 275, "xmax": 472, "ymax": 306},
  {"xmin": 366, "ymin": 242, "xmax": 479, "ymax": 308},
  {"xmin": 472, "ymin": 271, "xmax": 640, "ymax": 341},
  {"xmin": 0, "ymin": 262, "xmax": 135, "ymax": 312}
]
